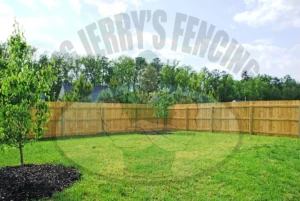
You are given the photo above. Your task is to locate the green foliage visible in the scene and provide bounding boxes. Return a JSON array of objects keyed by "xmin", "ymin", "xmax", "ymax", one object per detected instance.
[
  {"xmin": 160, "ymin": 60, "xmax": 179, "ymax": 92},
  {"xmin": 151, "ymin": 89, "xmax": 175, "ymax": 119},
  {"xmin": 140, "ymin": 64, "xmax": 158, "ymax": 93},
  {"xmin": 0, "ymin": 21, "xmax": 54, "ymax": 165},
  {"xmin": 172, "ymin": 86, "xmax": 214, "ymax": 104},
  {"xmin": 62, "ymin": 75, "xmax": 93, "ymax": 102},
  {"xmin": 109, "ymin": 56, "xmax": 135, "ymax": 89},
  {"xmin": 97, "ymin": 88, "xmax": 118, "ymax": 103},
  {"xmin": 97, "ymin": 87, "xmax": 148, "ymax": 104},
  {"xmin": 82, "ymin": 55, "xmax": 106, "ymax": 86},
  {"xmin": 133, "ymin": 57, "xmax": 147, "ymax": 90}
]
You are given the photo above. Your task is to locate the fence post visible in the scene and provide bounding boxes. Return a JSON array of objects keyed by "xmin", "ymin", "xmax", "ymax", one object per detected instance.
[
  {"xmin": 210, "ymin": 107, "xmax": 214, "ymax": 133},
  {"xmin": 61, "ymin": 107, "xmax": 65, "ymax": 136},
  {"xmin": 186, "ymin": 108, "xmax": 189, "ymax": 131},
  {"xmin": 135, "ymin": 108, "xmax": 138, "ymax": 132},
  {"xmin": 298, "ymin": 106, "xmax": 300, "ymax": 138},
  {"xmin": 102, "ymin": 106, "xmax": 106, "ymax": 133},
  {"xmin": 249, "ymin": 106, "xmax": 253, "ymax": 134},
  {"xmin": 99, "ymin": 107, "xmax": 102, "ymax": 133}
]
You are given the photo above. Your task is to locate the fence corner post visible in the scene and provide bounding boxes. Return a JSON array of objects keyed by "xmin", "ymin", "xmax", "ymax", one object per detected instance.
[{"xmin": 210, "ymin": 107, "xmax": 214, "ymax": 133}]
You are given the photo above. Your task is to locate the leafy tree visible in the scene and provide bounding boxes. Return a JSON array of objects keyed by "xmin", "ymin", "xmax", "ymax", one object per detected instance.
[
  {"xmin": 150, "ymin": 58, "xmax": 163, "ymax": 88},
  {"xmin": 173, "ymin": 86, "xmax": 193, "ymax": 104},
  {"xmin": 44, "ymin": 52, "xmax": 74, "ymax": 101},
  {"xmin": 62, "ymin": 75, "xmax": 93, "ymax": 102},
  {"xmin": 241, "ymin": 70, "xmax": 250, "ymax": 81},
  {"xmin": 101, "ymin": 56, "xmax": 112, "ymax": 86},
  {"xmin": 140, "ymin": 64, "xmax": 158, "ymax": 93},
  {"xmin": 175, "ymin": 65, "xmax": 191, "ymax": 90},
  {"xmin": 0, "ymin": 21, "xmax": 54, "ymax": 165},
  {"xmin": 97, "ymin": 88, "xmax": 118, "ymax": 103},
  {"xmin": 150, "ymin": 58, "xmax": 163, "ymax": 73},
  {"xmin": 133, "ymin": 57, "xmax": 147, "ymax": 90},
  {"xmin": 281, "ymin": 75, "xmax": 300, "ymax": 100},
  {"xmin": 34, "ymin": 54, "xmax": 61, "ymax": 101},
  {"xmin": 216, "ymin": 72, "xmax": 235, "ymax": 102},
  {"xmin": 110, "ymin": 56, "xmax": 135, "ymax": 89},
  {"xmin": 160, "ymin": 60, "xmax": 179, "ymax": 92},
  {"xmin": 81, "ymin": 54, "xmax": 107, "ymax": 86},
  {"xmin": 150, "ymin": 89, "xmax": 175, "ymax": 133}
]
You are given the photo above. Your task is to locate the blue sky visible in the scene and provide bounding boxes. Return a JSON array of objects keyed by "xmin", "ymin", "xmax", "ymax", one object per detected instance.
[{"xmin": 1, "ymin": 0, "xmax": 300, "ymax": 80}]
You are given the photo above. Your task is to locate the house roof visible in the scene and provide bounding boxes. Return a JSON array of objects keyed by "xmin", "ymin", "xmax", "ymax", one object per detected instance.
[
  {"xmin": 62, "ymin": 83, "xmax": 108, "ymax": 102},
  {"xmin": 63, "ymin": 83, "xmax": 73, "ymax": 92},
  {"xmin": 91, "ymin": 86, "xmax": 108, "ymax": 102}
]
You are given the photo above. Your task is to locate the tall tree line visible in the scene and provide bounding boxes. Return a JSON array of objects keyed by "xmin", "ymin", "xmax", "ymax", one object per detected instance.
[{"xmin": 1, "ymin": 43, "xmax": 300, "ymax": 103}]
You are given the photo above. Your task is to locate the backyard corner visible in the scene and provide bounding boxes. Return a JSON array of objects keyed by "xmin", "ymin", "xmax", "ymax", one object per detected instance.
[{"xmin": 1, "ymin": 2, "xmax": 300, "ymax": 200}]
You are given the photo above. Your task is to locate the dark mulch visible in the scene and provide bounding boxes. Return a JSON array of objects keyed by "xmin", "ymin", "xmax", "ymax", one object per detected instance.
[{"xmin": 0, "ymin": 164, "xmax": 81, "ymax": 201}]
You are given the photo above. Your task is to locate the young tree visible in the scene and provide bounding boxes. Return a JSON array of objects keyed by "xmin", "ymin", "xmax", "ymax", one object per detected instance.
[
  {"xmin": 0, "ymin": 21, "xmax": 54, "ymax": 165},
  {"xmin": 150, "ymin": 89, "xmax": 175, "ymax": 133}
]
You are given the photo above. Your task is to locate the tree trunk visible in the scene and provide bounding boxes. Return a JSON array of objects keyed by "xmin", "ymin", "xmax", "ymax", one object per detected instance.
[{"xmin": 19, "ymin": 142, "xmax": 24, "ymax": 166}]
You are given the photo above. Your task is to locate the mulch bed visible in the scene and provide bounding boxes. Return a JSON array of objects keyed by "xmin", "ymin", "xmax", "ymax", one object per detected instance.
[{"xmin": 0, "ymin": 164, "xmax": 81, "ymax": 201}]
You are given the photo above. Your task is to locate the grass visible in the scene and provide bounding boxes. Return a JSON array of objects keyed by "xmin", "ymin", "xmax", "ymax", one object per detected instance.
[{"xmin": 1, "ymin": 131, "xmax": 300, "ymax": 200}]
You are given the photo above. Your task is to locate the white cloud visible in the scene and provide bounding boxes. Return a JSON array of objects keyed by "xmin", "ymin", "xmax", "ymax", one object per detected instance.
[
  {"xmin": 68, "ymin": 0, "xmax": 81, "ymax": 14},
  {"xmin": 83, "ymin": 0, "xmax": 128, "ymax": 16},
  {"xmin": 82, "ymin": 0, "xmax": 158, "ymax": 16},
  {"xmin": 124, "ymin": 0, "xmax": 158, "ymax": 9},
  {"xmin": 253, "ymin": 38, "xmax": 273, "ymax": 45},
  {"xmin": 19, "ymin": 16, "xmax": 65, "ymax": 29},
  {"xmin": 242, "ymin": 42, "xmax": 300, "ymax": 80},
  {"xmin": 0, "ymin": 1, "xmax": 14, "ymax": 16},
  {"xmin": 0, "ymin": 1, "xmax": 14, "ymax": 42},
  {"xmin": 229, "ymin": 24, "xmax": 236, "ymax": 30},
  {"xmin": 0, "ymin": 14, "xmax": 64, "ymax": 55},
  {"xmin": 127, "ymin": 0, "xmax": 142, "ymax": 8},
  {"xmin": 19, "ymin": 0, "xmax": 37, "ymax": 9},
  {"xmin": 40, "ymin": 0, "xmax": 60, "ymax": 9},
  {"xmin": 234, "ymin": 0, "xmax": 300, "ymax": 28}
]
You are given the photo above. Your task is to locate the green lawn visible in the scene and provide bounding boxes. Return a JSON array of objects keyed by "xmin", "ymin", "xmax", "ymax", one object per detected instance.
[{"xmin": 1, "ymin": 131, "xmax": 300, "ymax": 200}]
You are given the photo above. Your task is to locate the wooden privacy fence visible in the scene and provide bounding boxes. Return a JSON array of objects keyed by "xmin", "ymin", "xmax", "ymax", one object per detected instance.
[{"xmin": 44, "ymin": 101, "xmax": 300, "ymax": 138}]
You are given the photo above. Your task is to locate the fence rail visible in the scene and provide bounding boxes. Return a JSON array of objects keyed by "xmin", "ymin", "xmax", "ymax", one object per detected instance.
[{"xmin": 43, "ymin": 101, "xmax": 300, "ymax": 138}]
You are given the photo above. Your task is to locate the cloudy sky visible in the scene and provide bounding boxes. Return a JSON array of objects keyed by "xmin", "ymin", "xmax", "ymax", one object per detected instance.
[{"xmin": 1, "ymin": 0, "xmax": 300, "ymax": 80}]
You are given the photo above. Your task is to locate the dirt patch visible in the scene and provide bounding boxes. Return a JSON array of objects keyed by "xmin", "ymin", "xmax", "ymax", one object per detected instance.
[{"xmin": 0, "ymin": 164, "xmax": 81, "ymax": 201}]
